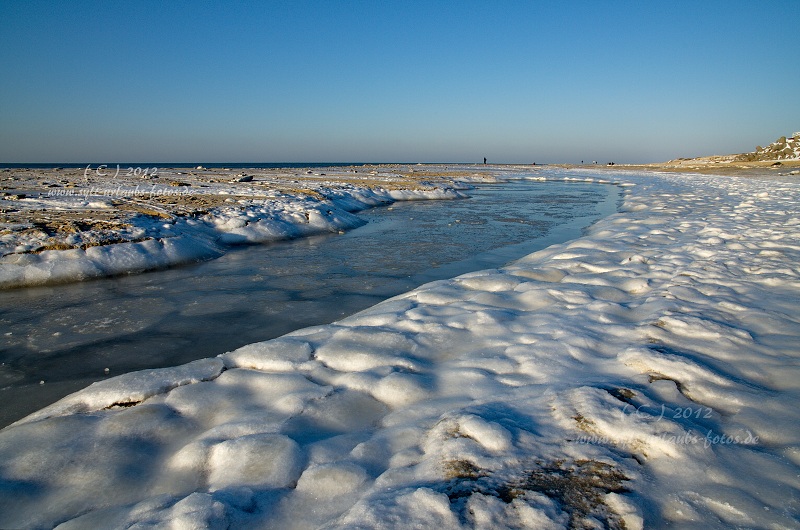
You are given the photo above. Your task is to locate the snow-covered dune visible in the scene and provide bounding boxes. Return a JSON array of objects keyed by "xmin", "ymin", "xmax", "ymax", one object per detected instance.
[{"xmin": 1, "ymin": 170, "xmax": 798, "ymax": 529}]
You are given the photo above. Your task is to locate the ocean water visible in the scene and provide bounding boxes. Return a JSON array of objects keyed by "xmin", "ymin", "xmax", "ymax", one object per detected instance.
[
  {"xmin": 1, "ymin": 162, "xmax": 403, "ymax": 169},
  {"xmin": 0, "ymin": 180, "xmax": 619, "ymax": 427}
]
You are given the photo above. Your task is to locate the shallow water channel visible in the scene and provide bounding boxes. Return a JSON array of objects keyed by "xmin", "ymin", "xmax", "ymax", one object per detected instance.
[{"xmin": 0, "ymin": 179, "xmax": 620, "ymax": 427}]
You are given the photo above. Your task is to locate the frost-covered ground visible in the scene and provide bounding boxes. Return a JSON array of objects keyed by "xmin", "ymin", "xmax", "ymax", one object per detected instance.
[
  {"xmin": 1, "ymin": 169, "xmax": 799, "ymax": 529},
  {"xmin": 0, "ymin": 165, "xmax": 475, "ymax": 288}
]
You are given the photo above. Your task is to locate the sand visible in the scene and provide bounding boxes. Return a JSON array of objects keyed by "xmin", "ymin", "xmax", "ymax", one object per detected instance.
[{"xmin": 558, "ymin": 158, "xmax": 800, "ymax": 178}]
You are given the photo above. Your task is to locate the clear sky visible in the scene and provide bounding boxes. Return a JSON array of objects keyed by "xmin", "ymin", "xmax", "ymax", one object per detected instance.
[{"xmin": 1, "ymin": 0, "xmax": 798, "ymax": 164}]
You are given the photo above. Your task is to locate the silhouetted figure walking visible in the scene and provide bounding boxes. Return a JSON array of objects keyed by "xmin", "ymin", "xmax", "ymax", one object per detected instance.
[{"xmin": 483, "ymin": 157, "xmax": 487, "ymax": 164}]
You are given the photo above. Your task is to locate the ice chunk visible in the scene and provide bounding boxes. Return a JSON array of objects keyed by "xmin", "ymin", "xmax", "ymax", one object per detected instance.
[
  {"xmin": 222, "ymin": 338, "xmax": 314, "ymax": 372},
  {"xmin": 207, "ymin": 433, "xmax": 302, "ymax": 489},
  {"xmin": 15, "ymin": 358, "xmax": 224, "ymax": 424},
  {"xmin": 295, "ymin": 462, "xmax": 368, "ymax": 496}
]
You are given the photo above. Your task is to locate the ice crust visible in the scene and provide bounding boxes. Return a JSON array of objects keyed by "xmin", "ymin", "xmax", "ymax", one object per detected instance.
[{"xmin": 1, "ymin": 170, "xmax": 799, "ymax": 528}]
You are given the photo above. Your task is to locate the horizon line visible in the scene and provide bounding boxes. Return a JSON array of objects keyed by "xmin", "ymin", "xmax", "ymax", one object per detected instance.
[{"xmin": 0, "ymin": 161, "xmax": 557, "ymax": 169}]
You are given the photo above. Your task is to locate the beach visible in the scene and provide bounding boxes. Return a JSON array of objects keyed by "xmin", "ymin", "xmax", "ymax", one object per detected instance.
[
  {"xmin": 0, "ymin": 164, "xmax": 494, "ymax": 288},
  {"xmin": 1, "ymin": 165, "xmax": 798, "ymax": 528},
  {"xmin": 3, "ymin": 0, "xmax": 798, "ymax": 526},
  {"xmin": 562, "ymin": 158, "xmax": 800, "ymax": 178}
]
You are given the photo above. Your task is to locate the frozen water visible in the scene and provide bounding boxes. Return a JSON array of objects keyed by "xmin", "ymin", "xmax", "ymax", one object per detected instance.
[{"xmin": 0, "ymin": 180, "xmax": 617, "ymax": 427}]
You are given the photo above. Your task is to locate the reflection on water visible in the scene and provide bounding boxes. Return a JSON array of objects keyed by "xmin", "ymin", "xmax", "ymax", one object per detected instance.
[{"xmin": 0, "ymin": 180, "xmax": 620, "ymax": 427}]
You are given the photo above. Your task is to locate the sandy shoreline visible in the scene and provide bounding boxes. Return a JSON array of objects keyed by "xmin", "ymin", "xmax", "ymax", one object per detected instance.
[
  {"xmin": 0, "ymin": 165, "xmax": 507, "ymax": 288},
  {"xmin": 557, "ymin": 158, "xmax": 800, "ymax": 178},
  {"xmin": 3, "ymin": 159, "xmax": 796, "ymax": 289},
  {"xmin": 0, "ymin": 164, "xmax": 474, "ymax": 250}
]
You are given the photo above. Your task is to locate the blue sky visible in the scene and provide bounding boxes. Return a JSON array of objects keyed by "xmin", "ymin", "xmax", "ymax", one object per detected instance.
[{"xmin": 1, "ymin": 1, "xmax": 798, "ymax": 164}]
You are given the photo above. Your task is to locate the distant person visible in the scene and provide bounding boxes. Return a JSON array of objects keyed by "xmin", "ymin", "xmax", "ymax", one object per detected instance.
[{"xmin": 484, "ymin": 157, "xmax": 487, "ymax": 164}]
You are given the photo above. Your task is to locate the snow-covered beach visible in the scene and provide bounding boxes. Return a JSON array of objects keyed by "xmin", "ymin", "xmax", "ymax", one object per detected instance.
[
  {"xmin": 0, "ymin": 165, "xmax": 478, "ymax": 289},
  {"xmin": 1, "ymin": 167, "xmax": 799, "ymax": 528}
]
